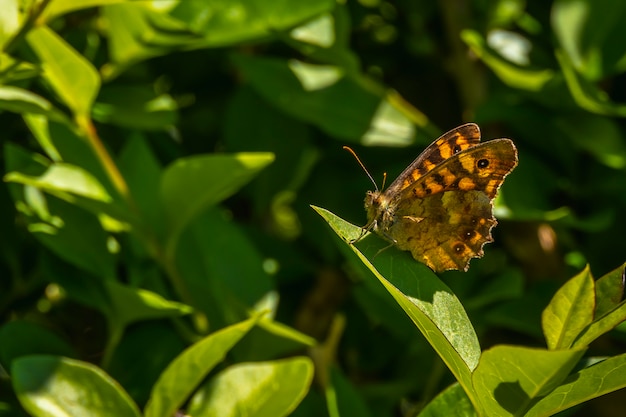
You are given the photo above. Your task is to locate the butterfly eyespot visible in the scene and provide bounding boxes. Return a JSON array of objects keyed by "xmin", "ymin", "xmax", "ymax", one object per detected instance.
[
  {"xmin": 464, "ymin": 230, "xmax": 474, "ymax": 239},
  {"xmin": 453, "ymin": 144, "xmax": 462, "ymax": 154},
  {"xmin": 477, "ymin": 158, "xmax": 489, "ymax": 168},
  {"xmin": 453, "ymin": 243, "xmax": 465, "ymax": 253}
]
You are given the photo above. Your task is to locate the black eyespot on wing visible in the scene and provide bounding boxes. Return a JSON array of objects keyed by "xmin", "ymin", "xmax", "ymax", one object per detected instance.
[
  {"xmin": 462, "ymin": 230, "xmax": 475, "ymax": 241},
  {"xmin": 453, "ymin": 144, "xmax": 462, "ymax": 154},
  {"xmin": 453, "ymin": 242, "xmax": 465, "ymax": 253},
  {"xmin": 477, "ymin": 158, "xmax": 489, "ymax": 169}
]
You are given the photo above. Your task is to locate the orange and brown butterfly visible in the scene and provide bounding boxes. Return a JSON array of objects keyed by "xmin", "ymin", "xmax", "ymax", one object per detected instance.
[{"xmin": 346, "ymin": 123, "xmax": 518, "ymax": 272}]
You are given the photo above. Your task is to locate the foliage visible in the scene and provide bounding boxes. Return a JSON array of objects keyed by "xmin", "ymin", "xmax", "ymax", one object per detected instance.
[{"xmin": 1, "ymin": 0, "xmax": 626, "ymax": 416}]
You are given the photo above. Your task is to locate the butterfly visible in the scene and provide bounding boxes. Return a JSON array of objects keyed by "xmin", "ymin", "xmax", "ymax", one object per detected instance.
[{"xmin": 347, "ymin": 123, "xmax": 518, "ymax": 272}]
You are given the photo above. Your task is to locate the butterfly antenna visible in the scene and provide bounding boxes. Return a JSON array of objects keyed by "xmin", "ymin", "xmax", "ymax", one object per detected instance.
[
  {"xmin": 343, "ymin": 146, "xmax": 379, "ymax": 191},
  {"xmin": 381, "ymin": 172, "xmax": 387, "ymax": 190}
]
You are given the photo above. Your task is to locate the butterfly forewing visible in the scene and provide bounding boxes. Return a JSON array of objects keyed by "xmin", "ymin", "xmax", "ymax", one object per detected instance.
[
  {"xmin": 384, "ymin": 123, "xmax": 481, "ymax": 195},
  {"xmin": 399, "ymin": 139, "xmax": 518, "ymax": 201}
]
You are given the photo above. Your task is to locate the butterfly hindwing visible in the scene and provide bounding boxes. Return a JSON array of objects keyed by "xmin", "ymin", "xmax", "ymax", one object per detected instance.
[{"xmin": 390, "ymin": 190, "xmax": 497, "ymax": 271}]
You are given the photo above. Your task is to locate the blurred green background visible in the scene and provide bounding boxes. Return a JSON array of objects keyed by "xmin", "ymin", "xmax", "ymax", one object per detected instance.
[{"xmin": 1, "ymin": 0, "xmax": 626, "ymax": 416}]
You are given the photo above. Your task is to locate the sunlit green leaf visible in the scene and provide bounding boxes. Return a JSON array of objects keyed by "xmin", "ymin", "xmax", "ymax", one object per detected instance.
[
  {"xmin": 594, "ymin": 262, "xmax": 626, "ymax": 317},
  {"xmin": 472, "ymin": 345, "xmax": 585, "ymax": 416},
  {"xmin": 312, "ymin": 205, "xmax": 481, "ymax": 409},
  {"xmin": 187, "ymin": 357, "xmax": 313, "ymax": 417},
  {"xmin": 232, "ymin": 54, "xmax": 418, "ymax": 146},
  {"xmin": 526, "ymin": 352, "xmax": 626, "ymax": 417},
  {"xmin": 13, "ymin": 355, "xmax": 141, "ymax": 417},
  {"xmin": 144, "ymin": 315, "xmax": 260, "ymax": 417},
  {"xmin": 27, "ymin": 26, "xmax": 100, "ymax": 117},
  {"xmin": 542, "ymin": 265, "xmax": 595, "ymax": 349},
  {"xmin": 552, "ymin": 0, "xmax": 626, "ymax": 79},
  {"xmin": 462, "ymin": 30, "xmax": 554, "ymax": 92}
]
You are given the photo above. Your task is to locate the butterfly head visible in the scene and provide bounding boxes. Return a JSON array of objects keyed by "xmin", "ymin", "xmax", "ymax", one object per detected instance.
[{"xmin": 364, "ymin": 190, "xmax": 393, "ymax": 229}]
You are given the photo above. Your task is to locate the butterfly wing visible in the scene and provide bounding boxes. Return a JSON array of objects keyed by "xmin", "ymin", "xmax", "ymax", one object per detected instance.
[
  {"xmin": 388, "ymin": 190, "xmax": 496, "ymax": 271},
  {"xmin": 384, "ymin": 139, "xmax": 518, "ymax": 271},
  {"xmin": 384, "ymin": 123, "xmax": 481, "ymax": 196},
  {"xmin": 397, "ymin": 138, "xmax": 518, "ymax": 201}
]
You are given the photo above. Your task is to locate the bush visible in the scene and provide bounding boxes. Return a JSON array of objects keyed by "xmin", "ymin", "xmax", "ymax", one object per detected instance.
[{"xmin": 1, "ymin": 1, "xmax": 626, "ymax": 416}]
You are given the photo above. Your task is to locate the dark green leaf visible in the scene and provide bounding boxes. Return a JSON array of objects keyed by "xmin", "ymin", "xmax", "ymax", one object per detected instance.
[
  {"xmin": 161, "ymin": 152, "xmax": 274, "ymax": 256},
  {"xmin": 418, "ymin": 383, "xmax": 476, "ymax": 417}
]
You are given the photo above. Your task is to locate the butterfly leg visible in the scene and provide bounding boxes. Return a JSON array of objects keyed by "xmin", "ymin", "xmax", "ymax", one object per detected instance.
[
  {"xmin": 372, "ymin": 241, "xmax": 396, "ymax": 259},
  {"xmin": 348, "ymin": 219, "xmax": 378, "ymax": 244}
]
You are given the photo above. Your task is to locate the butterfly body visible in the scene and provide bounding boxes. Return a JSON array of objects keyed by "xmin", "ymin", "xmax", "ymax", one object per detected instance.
[{"xmin": 361, "ymin": 123, "xmax": 518, "ymax": 272}]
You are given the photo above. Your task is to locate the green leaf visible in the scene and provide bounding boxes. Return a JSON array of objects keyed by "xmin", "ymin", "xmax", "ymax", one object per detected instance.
[
  {"xmin": 594, "ymin": 262, "xmax": 626, "ymax": 318},
  {"xmin": 463, "ymin": 268, "xmax": 524, "ymax": 310},
  {"xmin": 472, "ymin": 345, "xmax": 585, "ymax": 416},
  {"xmin": 117, "ymin": 135, "xmax": 165, "ymax": 239},
  {"xmin": 552, "ymin": 0, "xmax": 626, "ymax": 80},
  {"xmin": 23, "ymin": 114, "xmax": 63, "ymax": 162},
  {"xmin": 556, "ymin": 49, "xmax": 626, "ymax": 116},
  {"xmin": 103, "ymin": 280, "xmax": 193, "ymax": 326},
  {"xmin": 102, "ymin": 3, "xmax": 196, "ymax": 71},
  {"xmin": 0, "ymin": 321, "xmax": 76, "ymax": 369},
  {"xmin": 232, "ymin": 54, "xmax": 418, "ymax": 145},
  {"xmin": 418, "ymin": 383, "xmax": 476, "ymax": 417},
  {"xmin": 542, "ymin": 265, "xmax": 595, "ymax": 349},
  {"xmin": 26, "ymin": 26, "xmax": 100, "ymax": 117},
  {"xmin": 312, "ymin": 206, "xmax": 481, "ymax": 407},
  {"xmin": 329, "ymin": 367, "xmax": 373, "ymax": 417},
  {"xmin": 160, "ymin": 152, "xmax": 274, "ymax": 257},
  {"xmin": 256, "ymin": 318, "xmax": 317, "ymax": 350},
  {"xmin": 186, "ymin": 357, "xmax": 314, "ymax": 417},
  {"xmin": 107, "ymin": 323, "xmax": 187, "ymax": 407},
  {"xmin": 144, "ymin": 315, "xmax": 260, "ymax": 417},
  {"xmin": 573, "ymin": 300, "xmax": 626, "ymax": 349},
  {"xmin": 12, "ymin": 355, "xmax": 141, "ymax": 417},
  {"xmin": 0, "ymin": 0, "xmax": 19, "ymax": 49},
  {"xmin": 171, "ymin": 0, "xmax": 336, "ymax": 44},
  {"xmin": 42, "ymin": 0, "xmax": 125, "ymax": 21},
  {"xmin": 3, "ymin": 142, "xmax": 128, "ymax": 223},
  {"xmin": 19, "ymin": 120, "xmax": 114, "ymax": 195},
  {"xmin": 289, "ymin": 12, "xmax": 335, "ymax": 48},
  {"xmin": 555, "ymin": 115, "xmax": 626, "ymax": 169},
  {"xmin": 175, "ymin": 207, "xmax": 273, "ymax": 327},
  {"xmin": 0, "ymin": 86, "xmax": 63, "ymax": 120},
  {"xmin": 22, "ymin": 195, "xmax": 116, "ymax": 279},
  {"xmin": 568, "ymin": 263, "xmax": 626, "ymax": 350},
  {"xmin": 93, "ymin": 84, "xmax": 179, "ymax": 130},
  {"xmin": 103, "ymin": 0, "xmax": 335, "ymax": 72},
  {"xmin": 462, "ymin": 30, "xmax": 554, "ymax": 92},
  {"xmin": 5, "ymin": 163, "xmax": 112, "ymax": 203},
  {"xmin": 526, "ymin": 352, "xmax": 626, "ymax": 417},
  {"xmin": 223, "ymin": 86, "xmax": 317, "ymax": 222}
]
